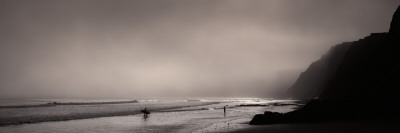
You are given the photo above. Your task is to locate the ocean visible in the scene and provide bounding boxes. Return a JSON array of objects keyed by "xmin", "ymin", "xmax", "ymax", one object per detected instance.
[{"xmin": 0, "ymin": 98, "xmax": 299, "ymax": 133}]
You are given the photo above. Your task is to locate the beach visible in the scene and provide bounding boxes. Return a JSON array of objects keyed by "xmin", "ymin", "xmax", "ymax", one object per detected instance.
[{"xmin": 0, "ymin": 98, "xmax": 297, "ymax": 132}]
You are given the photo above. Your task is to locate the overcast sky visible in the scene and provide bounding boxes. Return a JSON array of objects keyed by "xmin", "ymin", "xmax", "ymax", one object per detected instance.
[{"xmin": 0, "ymin": 0, "xmax": 399, "ymax": 98}]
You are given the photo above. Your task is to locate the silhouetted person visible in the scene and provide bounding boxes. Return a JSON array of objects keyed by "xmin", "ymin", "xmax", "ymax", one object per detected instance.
[
  {"xmin": 143, "ymin": 108, "xmax": 148, "ymax": 121},
  {"xmin": 141, "ymin": 108, "xmax": 150, "ymax": 117},
  {"xmin": 224, "ymin": 106, "xmax": 226, "ymax": 115}
]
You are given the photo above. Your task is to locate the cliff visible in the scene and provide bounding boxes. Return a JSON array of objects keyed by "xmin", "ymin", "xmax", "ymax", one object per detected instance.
[
  {"xmin": 287, "ymin": 42, "xmax": 351, "ymax": 100},
  {"xmin": 251, "ymin": 5, "xmax": 400, "ymax": 124}
]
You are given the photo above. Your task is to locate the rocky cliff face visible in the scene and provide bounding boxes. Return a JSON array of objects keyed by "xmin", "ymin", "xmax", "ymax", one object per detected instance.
[
  {"xmin": 318, "ymin": 5, "xmax": 400, "ymax": 103},
  {"xmin": 251, "ymin": 5, "xmax": 400, "ymax": 125},
  {"xmin": 287, "ymin": 42, "xmax": 351, "ymax": 100},
  {"xmin": 288, "ymin": 5, "xmax": 400, "ymax": 102}
]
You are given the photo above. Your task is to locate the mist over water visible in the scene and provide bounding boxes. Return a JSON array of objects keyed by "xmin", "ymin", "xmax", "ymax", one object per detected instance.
[{"xmin": 0, "ymin": 0, "xmax": 399, "ymax": 98}]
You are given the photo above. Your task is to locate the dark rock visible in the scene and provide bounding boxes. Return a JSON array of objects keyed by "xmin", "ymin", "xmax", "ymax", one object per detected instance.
[
  {"xmin": 249, "ymin": 114, "xmax": 267, "ymax": 125},
  {"xmin": 250, "ymin": 112, "xmax": 284, "ymax": 125}
]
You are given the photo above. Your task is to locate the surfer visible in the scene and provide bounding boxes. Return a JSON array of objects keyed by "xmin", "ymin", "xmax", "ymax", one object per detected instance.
[{"xmin": 141, "ymin": 108, "xmax": 150, "ymax": 117}]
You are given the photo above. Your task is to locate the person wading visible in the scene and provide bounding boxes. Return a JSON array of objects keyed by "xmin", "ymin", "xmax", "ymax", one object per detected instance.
[{"xmin": 224, "ymin": 106, "xmax": 226, "ymax": 115}]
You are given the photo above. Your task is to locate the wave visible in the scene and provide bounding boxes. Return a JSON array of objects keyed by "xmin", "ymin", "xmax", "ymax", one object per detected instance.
[
  {"xmin": 186, "ymin": 99, "xmax": 202, "ymax": 102},
  {"xmin": 0, "ymin": 100, "xmax": 138, "ymax": 109}
]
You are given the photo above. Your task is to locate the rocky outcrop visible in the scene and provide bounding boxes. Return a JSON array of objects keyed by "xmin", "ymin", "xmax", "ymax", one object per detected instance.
[
  {"xmin": 251, "ymin": 5, "xmax": 400, "ymax": 125},
  {"xmin": 250, "ymin": 99, "xmax": 400, "ymax": 125}
]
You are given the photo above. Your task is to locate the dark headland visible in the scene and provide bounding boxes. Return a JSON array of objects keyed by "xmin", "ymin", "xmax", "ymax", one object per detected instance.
[{"xmin": 249, "ymin": 5, "xmax": 400, "ymax": 126}]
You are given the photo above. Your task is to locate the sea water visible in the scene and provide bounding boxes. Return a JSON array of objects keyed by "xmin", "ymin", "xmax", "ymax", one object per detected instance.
[{"xmin": 0, "ymin": 98, "xmax": 298, "ymax": 133}]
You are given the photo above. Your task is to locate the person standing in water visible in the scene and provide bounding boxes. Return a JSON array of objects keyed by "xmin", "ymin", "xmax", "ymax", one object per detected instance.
[
  {"xmin": 224, "ymin": 106, "xmax": 226, "ymax": 115},
  {"xmin": 141, "ymin": 108, "xmax": 150, "ymax": 117}
]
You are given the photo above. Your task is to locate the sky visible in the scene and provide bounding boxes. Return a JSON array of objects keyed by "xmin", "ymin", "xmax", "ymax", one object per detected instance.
[{"xmin": 0, "ymin": 0, "xmax": 399, "ymax": 98}]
